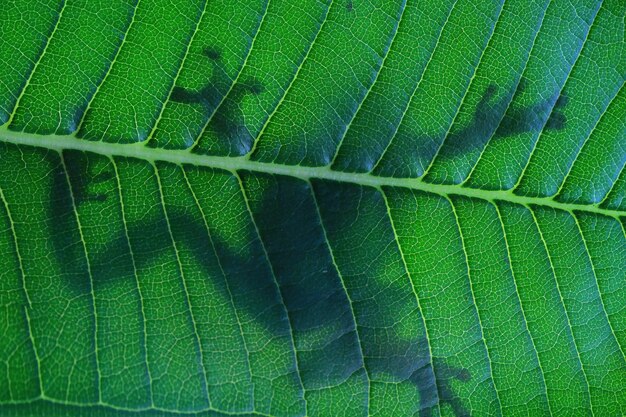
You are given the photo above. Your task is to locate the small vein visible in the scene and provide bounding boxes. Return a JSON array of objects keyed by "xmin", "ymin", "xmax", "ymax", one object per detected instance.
[
  {"xmin": 152, "ymin": 162, "xmax": 211, "ymax": 408},
  {"xmin": 246, "ymin": 0, "xmax": 335, "ymax": 159},
  {"xmin": 232, "ymin": 170, "xmax": 307, "ymax": 415},
  {"xmin": 58, "ymin": 151, "xmax": 102, "ymax": 403},
  {"xmin": 597, "ymin": 162, "xmax": 625, "ymax": 207},
  {"xmin": 308, "ymin": 181, "xmax": 371, "ymax": 415},
  {"xmin": 528, "ymin": 206, "xmax": 594, "ymax": 416},
  {"xmin": 571, "ymin": 212, "xmax": 626, "ymax": 361},
  {"xmin": 182, "ymin": 167, "xmax": 258, "ymax": 411},
  {"xmin": 145, "ymin": 0, "xmax": 211, "ymax": 144},
  {"xmin": 509, "ymin": 0, "xmax": 605, "ymax": 191},
  {"xmin": 328, "ymin": 0, "xmax": 409, "ymax": 166},
  {"xmin": 2, "ymin": 396, "xmax": 276, "ymax": 417},
  {"xmin": 493, "ymin": 201, "xmax": 553, "ymax": 416},
  {"xmin": 554, "ymin": 80, "xmax": 626, "ymax": 199},
  {"xmin": 0, "ymin": 184, "xmax": 43, "ymax": 398},
  {"xmin": 459, "ymin": 0, "xmax": 553, "ymax": 186},
  {"xmin": 110, "ymin": 157, "xmax": 155, "ymax": 406},
  {"xmin": 369, "ymin": 0, "xmax": 460, "ymax": 174},
  {"xmin": 7, "ymin": 0, "xmax": 68, "ymax": 126},
  {"xmin": 380, "ymin": 188, "xmax": 442, "ymax": 416},
  {"xmin": 74, "ymin": 0, "xmax": 142, "ymax": 135},
  {"xmin": 445, "ymin": 195, "xmax": 504, "ymax": 415},
  {"xmin": 188, "ymin": 0, "xmax": 272, "ymax": 151},
  {"xmin": 421, "ymin": 0, "xmax": 507, "ymax": 178}
]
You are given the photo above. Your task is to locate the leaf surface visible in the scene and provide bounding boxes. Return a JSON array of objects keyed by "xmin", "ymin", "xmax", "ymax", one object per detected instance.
[{"xmin": 0, "ymin": 0, "xmax": 624, "ymax": 416}]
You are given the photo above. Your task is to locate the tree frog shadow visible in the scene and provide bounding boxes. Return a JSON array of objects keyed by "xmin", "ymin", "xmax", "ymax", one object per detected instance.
[
  {"xmin": 434, "ymin": 79, "xmax": 568, "ymax": 162},
  {"xmin": 410, "ymin": 349, "xmax": 472, "ymax": 417},
  {"xmin": 50, "ymin": 150, "xmax": 473, "ymax": 416},
  {"xmin": 169, "ymin": 47, "xmax": 263, "ymax": 155}
]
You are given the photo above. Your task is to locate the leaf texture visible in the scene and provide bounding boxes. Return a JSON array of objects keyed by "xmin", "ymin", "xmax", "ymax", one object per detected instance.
[{"xmin": 0, "ymin": 0, "xmax": 624, "ymax": 416}]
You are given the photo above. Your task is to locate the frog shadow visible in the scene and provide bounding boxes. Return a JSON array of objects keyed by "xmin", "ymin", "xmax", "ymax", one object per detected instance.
[
  {"xmin": 49, "ymin": 155, "xmax": 472, "ymax": 417},
  {"xmin": 437, "ymin": 79, "xmax": 567, "ymax": 159},
  {"xmin": 374, "ymin": 79, "xmax": 568, "ymax": 178},
  {"xmin": 169, "ymin": 47, "xmax": 263, "ymax": 155}
]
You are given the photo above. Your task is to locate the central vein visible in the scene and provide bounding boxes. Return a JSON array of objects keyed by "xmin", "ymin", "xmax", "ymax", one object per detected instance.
[{"xmin": 0, "ymin": 128, "xmax": 622, "ymax": 218}]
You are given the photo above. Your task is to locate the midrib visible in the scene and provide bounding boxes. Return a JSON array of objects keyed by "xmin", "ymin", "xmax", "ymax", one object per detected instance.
[{"xmin": 0, "ymin": 127, "xmax": 622, "ymax": 218}]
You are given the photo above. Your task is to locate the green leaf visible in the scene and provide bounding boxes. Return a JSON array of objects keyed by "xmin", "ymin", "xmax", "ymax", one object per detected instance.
[{"xmin": 0, "ymin": 0, "xmax": 624, "ymax": 416}]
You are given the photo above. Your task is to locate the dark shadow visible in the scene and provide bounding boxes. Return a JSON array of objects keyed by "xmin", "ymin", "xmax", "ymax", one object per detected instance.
[
  {"xmin": 461, "ymin": 79, "xmax": 565, "ymax": 152},
  {"xmin": 497, "ymin": 81, "xmax": 567, "ymax": 137},
  {"xmin": 49, "ymin": 152, "xmax": 471, "ymax": 415},
  {"xmin": 49, "ymin": 159, "xmax": 92, "ymax": 294},
  {"xmin": 375, "ymin": 80, "xmax": 568, "ymax": 179},
  {"xmin": 169, "ymin": 46, "xmax": 568, "ymax": 180},
  {"xmin": 311, "ymin": 178, "xmax": 471, "ymax": 416},
  {"xmin": 19, "ymin": 42, "xmax": 574, "ymax": 416},
  {"xmin": 409, "ymin": 348, "xmax": 472, "ymax": 417},
  {"xmin": 236, "ymin": 171, "xmax": 365, "ymax": 388},
  {"xmin": 168, "ymin": 46, "xmax": 264, "ymax": 156},
  {"xmin": 443, "ymin": 79, "xmax": 568, "ymax": 159},
  {"xmin": 426, "ymin": 358, "xmax": 472, "ymax": 417},
  {"xmin": 169, "ymin": 47, "xmax": 227, "ymax": 110}
]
